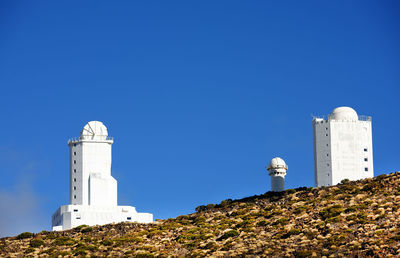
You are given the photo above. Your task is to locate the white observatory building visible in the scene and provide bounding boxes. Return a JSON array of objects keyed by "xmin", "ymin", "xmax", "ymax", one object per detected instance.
[
  {"xmin": 313, "ymin": 107, "xmax": 374, "ymax": 187},
  {"xmin": 52, "ymin": 121, "xmax": 153, "ymax": 231},
  {"xmin": 267, "ymin": 157, "xmax": 288, "ymax": 192}
]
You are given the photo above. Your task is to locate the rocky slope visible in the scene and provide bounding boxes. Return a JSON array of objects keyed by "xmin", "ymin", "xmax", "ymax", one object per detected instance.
[{"xmin": 2, "ymin": 172, "xmax": 400, "ymax": 257}]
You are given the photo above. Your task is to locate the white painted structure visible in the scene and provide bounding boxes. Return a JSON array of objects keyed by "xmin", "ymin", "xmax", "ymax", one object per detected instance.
[
  {"xmin": 267, "ymin": 157, "xmax": 288, "ymax": 192},
  {"xmin": 52, "ymin": 121, "xmax": 153, "ymax": 231},
  {"xmin": 313, "ymin": 107, "xmax": 374, "ymax": 187}
]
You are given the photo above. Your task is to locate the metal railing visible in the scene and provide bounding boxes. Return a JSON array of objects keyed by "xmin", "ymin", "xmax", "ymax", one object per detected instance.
[
  {"xmin": 312, "ymin": 115, "xmax": 371, "ymax": 122},
  {"xmin": 68, "ymin": 136, "xmax": 114, "ymax": 144}
]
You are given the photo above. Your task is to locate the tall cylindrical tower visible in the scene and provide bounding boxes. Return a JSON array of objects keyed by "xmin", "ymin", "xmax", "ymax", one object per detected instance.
[{"xmin": 267, "ymin": 157, "xmax": 288, "ymax": 192}]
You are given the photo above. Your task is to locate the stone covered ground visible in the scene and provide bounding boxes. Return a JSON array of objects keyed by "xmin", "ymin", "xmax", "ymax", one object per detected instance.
[{"xmin": 2, "ymin": 172, "xmax": 400, "ymax": 257}]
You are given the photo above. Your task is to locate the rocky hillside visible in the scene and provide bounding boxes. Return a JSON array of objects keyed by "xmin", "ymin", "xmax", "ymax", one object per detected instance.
[{"xmin": 2, "ymin": 172, "xmax": 400, "ymax": 257}]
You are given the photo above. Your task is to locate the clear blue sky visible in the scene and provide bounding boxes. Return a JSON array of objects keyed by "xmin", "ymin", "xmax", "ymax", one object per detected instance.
[{"xmin": 0, "ymin": 1, "xmax": 399, "ymax": 237}]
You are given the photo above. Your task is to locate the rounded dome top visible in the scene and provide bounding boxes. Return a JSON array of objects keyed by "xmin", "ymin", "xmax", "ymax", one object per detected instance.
[
  {"xmin": 267, "ymin": 157, "xmax": 288, "ymax": 171},
  {"xmin": 329, "ymin": 106, "xmax": 358, "ymax": 121},
  {"xmin": 80, "ymin": 121, "xmax": 108, "ymax": 140}
]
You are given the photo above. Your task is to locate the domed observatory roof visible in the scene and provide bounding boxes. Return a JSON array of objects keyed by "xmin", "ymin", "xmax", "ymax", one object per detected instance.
[
  {"xmin": 267, "ymin": 157, "xmax": 288, "ymax": 171},
  {"xmin": 329, "ymin": 107, "xmax": 358, "ymax": 121},
  {"xmin": 80, "ymin": 121, "xmax": 109, "ymax": 141}
]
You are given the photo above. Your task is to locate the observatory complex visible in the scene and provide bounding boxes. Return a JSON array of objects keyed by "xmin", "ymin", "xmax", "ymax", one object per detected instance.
[
  {"xmin": 267, "ymin": 157, "xmax": 288, "ymax": 192},
  {"xmin": 52, "ymin": 121, "xmax": 153, "ymax": 231},
  {"xmin": 313, "ymin": 107, "xmax": 374, "ymax": 187}
]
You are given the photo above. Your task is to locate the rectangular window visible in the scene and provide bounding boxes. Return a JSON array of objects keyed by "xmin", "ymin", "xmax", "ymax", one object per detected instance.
[
  {"xmin": 73, "ymin": 209, "xmax": 78, "ymax": 212},
  {"xmin": 74, "ymin": 195, "xmax": 76, "ymax": 199},
  {"xmin": 74, "ymin": 178, "xmax": 76, "ymax": 182},
  {"xmin": 76, "ymin": 216, "xmax": 81, "ymax": 219},
  {"xmin": 327, "ymin": 154, "xmax": 329, "ymax": 157},
  {"xmin": 74, "ymin": 152, "xmax": 76, "ymax": 155},
  {"xmin": 74, "ymin": 186, "xmax": 76, "ymax": 190},
  {"xmin": 364, "ymin": 158, "xmax": 368, "ymax": 161},
  {"xmin": 365, "ymin": 167, "xmax": 368, "ymax": 171},
  {"xmin": 127, "ymin": 217, "xmax": 132, "ymax": 220},
  {"xmin": 364, "ymin": 148, "xmax": 368, "ymax": 152},
  {"xmin": 326, "ymin": 134, "xmax": 328, "ymax": 136},
  {"xmin": 74, "ymin": 160, "xmax": 76, "ymax": 164},
  {"xmin": 74, "ymin": 169, "xmax": 76, "ymax": 173}
]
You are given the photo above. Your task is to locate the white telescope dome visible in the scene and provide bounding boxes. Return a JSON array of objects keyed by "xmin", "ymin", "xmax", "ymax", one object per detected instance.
[
  {"xmin": 329, "ymin": 106, "xmax": 358, "ymax": 121},
  {"xmin": 80, "ymin": 121, "xmax": 108, "ymax": 140},
  {"xmin": 267, "ymin": 157, "xmax": 288, "ymax": 171}
]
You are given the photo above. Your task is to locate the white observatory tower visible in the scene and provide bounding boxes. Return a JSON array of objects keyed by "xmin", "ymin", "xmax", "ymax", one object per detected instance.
[
  {"xmin": 52, "ymin": 121, "xmax": 153, "ymax": 231},
  {"xmin": 267, "ymin": 157, "xmax": 288, "ymax": 192},
  {"xmin": 313, "ymin": 107, "xmax": 374, "ymax": 187}
]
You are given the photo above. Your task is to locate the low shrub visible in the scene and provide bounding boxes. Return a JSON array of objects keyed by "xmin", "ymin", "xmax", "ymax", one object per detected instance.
[
  {"xmin": 135, "ymin": 252, "xmax": 155, "ymax": 258},
  {"xmin": 272, "ymin": 218, "xmax": 289, "ymax": 226},
  {"xmin": 30, "ymin": 239, "xmax": 45, "ymax": 248},
  {"xmin": 16, "ymin": 232, "xmax": 34, "ymax": 239},
  {"xmin": 74, "ymin": 224, "xmax": 88, "ymax": 231},
  {"xmin": 53, "ymin": 236, "xmax": 75, "ymax": 246},
  {"xmin": 217, "ymin": 230, "xmax": 239, "ymax": 241},
  {"xmin": 286, "ymin": 189, "xmax": 296, "ymax": 194},
  {"xmin": 219, "ymin": 199, "xmax": 233, "ymax": 207},
  {"xmin": 281, "ymin": 228, "xmax": 301, "ymax": 239},
  {"xmin": 256, "ymin": 220, "xmax": 268, "ymax": 227},
  {"xmin": 294, "ymin": 206, "xmax": 307, "ymax": 214},
  {"xmin": 101, "ymin": 239, "xmax": 114, "ymax": 246},
  {"xmin": 81, "ymin": 226, "xmax": 93, "ymax": 233},
  {"xmin": 206, "ymin": 204, "xmax": 215, "ymax": 209},
  {"xmin": 202, "ymin": 241, "xmax": 216, "ymax": 250},
  {"xmin": 24, "ymin": 247, "xmax": 35, "ymax": 254},
  {"xmin": 293, "ymin": 250, "xmax": 313, "ymax": 258},
  {"xmin": 319, "ymin": 205, "xmax": 343, "ymax": 220},
  {"xmin": 340, "ymin": 179, "xmax": 350, "ymax": 184},
  {"xmin": 73, "ymin": 248, "xmax": 87, "ymax": 256},
  {"xmin": 195, "ymin": 205, "xmax": 207, "ymax": 212}
]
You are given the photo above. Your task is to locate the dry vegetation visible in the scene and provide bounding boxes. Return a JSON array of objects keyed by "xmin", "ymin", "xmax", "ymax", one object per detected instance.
[{"xmin": 2, "ymin": 172, "xmax": 400, "ymax": 257}]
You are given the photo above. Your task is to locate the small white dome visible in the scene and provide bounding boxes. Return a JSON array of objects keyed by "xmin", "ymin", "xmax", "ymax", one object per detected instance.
[
  {"xmin": 267, "ymin": 157, "xmax": 288, "ymax": 171},
  {"xmin": 80, "ymin": 121, "xmax": 108, "ymax": 140},
  {"xmin": 329, "ymin": 107, "xmax": 358, "ymax": 121}
]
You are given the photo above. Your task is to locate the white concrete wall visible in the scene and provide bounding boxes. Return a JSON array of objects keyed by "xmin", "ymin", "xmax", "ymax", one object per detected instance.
[
  {"xmin": 52, "ymin": 205, "xmax": 153, "ymax": 230},
  {"xmin": 68, "ymin": 140, "xmax": 113, "ymax": 206},
  {"xmin": 313, "ymin": 117, "xmax": 373, "ymax": 187},
  {"xmin": 330, "ymin": 120, "xmax": 373, "ymax": 185},
  {"xmin": 69, "ymin": 142, "xmax": 83, "ymax": 204},
  {"xmin": 89, "ymin": 173, "xmax": 117, "ymax": 206},
  {"xmin": 313, "ymin": 118, "xmax": 333, "ymax": 186}
]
